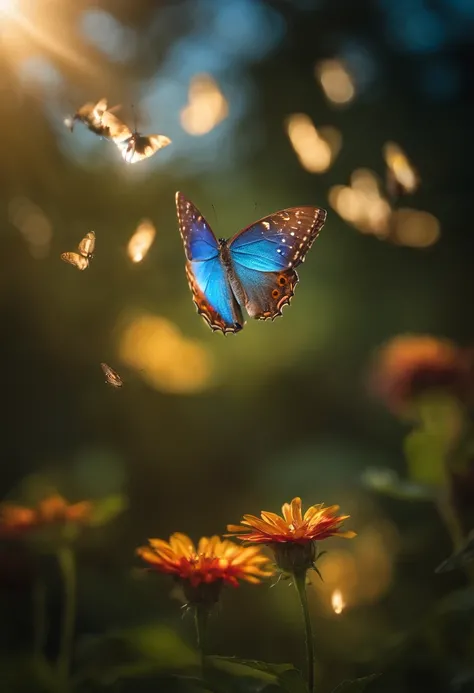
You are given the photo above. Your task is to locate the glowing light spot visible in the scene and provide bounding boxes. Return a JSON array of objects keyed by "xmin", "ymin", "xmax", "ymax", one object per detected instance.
[
  {"xmin": 391, "ymin": 208, "xmax": 440, "ymax": 248},
  {"xmin": 329, "ymin": 168, "xmax": 391, "ymax": 237},
  {"xmin": 285, "ymin": 114, "xmax": 341, "ymax": 173},
  {"xmin": 180, "ymin": 74, "xmax": 229, "ymax": 136},
  {"xmin": 8, "ymin": 196, "xmax": 52, "ymax": 259},
  {"xmin": 127, "ymin": 219, "xmax": 156, "ymax": 263},
  {"xmin": 0, "ymin": 0, "xmax": 18, "ymax": 18},
  {"xmin": 331, "ymin": 589, "xmax": 346, "ymax": 615},
  {"xmin": 118, "ymin": 312, "xmax": 212, "ymax": 394},
  {"xmin": 315, "ymin": 59, "xmax": 355, "ymax": 105},
  {"xmin": 383, "ymin": 141, "xmax": 419, "ymax": 195}
]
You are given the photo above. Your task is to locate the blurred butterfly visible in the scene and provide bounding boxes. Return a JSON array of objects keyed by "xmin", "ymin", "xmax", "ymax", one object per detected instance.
[
  {"xmin": 64, "ymin": 98, "xmax": 120, "ymax": 137},
  {"xmin": 176, "ymin": 192, "xmax": 327, "ymax": 334},
  {"xmin": 60, "ymin": 231, "xmax": 95, "ymax": 270},
  {"xmin": 101, "ymin": 363, "xmax": 123, "ymax": 389},
  {"xmin": 99, "ymin": 110, "xmax": 171, "ymax": 163}
]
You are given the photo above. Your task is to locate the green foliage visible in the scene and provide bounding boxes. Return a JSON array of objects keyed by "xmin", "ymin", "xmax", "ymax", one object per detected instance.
[
  {"xmin": 331, "ymin": 675, "xmax": 380, "ymax": 693},
  {"xmin": 205, "ymin": 656, "xmax": 308, "ymax": 692},
  {"xmin": 73, "ymin": 624, "xmax": 199, "ymax": 687},
  {"xmin": 404, "ymin": 429, "xmax": 446, "ymax": 486},
  {"xmin": 436, "ymin": 529, "xmax": 474, "ymax": 573},
  {"xmin": 87, "ymin": 494, "xmax": 128, "ymax": 526},
  {"xmin": 362, "ymin": 467, "xmax": 435, "ymax": 501}
]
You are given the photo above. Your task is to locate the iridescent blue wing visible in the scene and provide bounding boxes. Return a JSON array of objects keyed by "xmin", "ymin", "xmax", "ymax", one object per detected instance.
[
  {"xmin": 228, "ymin": 207, "xmax": 327, "ymax": 320},
  {"xmin": 176, "ymin": 192, "xmax": 244, "ymax": 334}
]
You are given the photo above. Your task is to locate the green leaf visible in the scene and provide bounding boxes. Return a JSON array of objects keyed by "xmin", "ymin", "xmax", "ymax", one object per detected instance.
[
  {"xmin": 332, "ymin": 674, "xmax": 380, "ymax": 693},
  {"xmin": 207, "ymin": 656, "xmax": 308, "ymax": 692},
  {"xmin": 74, "ymin": 624, "xmax": 199, "ymax": 686},
  {"xmin": 361, "ymin": 467, "xmax": 435, "ymax": 501},
  {"xmin": 88, "ymin": 494, "xmax": 128, "ymax": 526}
]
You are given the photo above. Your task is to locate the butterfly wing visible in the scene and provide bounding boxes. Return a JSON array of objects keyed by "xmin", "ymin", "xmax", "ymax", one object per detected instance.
[
  {"xmin": 78, "ymin": 231, "xmax": 95, "ymax": 258},
  {"xmin": 229, "ymin": 207, "xmax": 327, "ymax": 320},
  {"xmin": 119, "ymin": 134, "xmax": 171, "ymax": 164},
  {"xmin": 101, "ymin": 363, "xmax": 123, "ymax": 388},
  {"xmin": 60, "ymin": 252, "xmax": 89, "ymax": 270},
  {"xmin": 176, "ymin": 192, "xmax": 243, "ymax": 333},
  {"xmin": 100, "ymin": 111, "xmax": 132, "ymax": 142}
]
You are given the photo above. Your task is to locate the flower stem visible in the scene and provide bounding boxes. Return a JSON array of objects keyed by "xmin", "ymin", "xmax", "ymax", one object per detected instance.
[
  {"xmin": 194, "ymin": 605, "xmax": 209, "ymax": 673},
  {"xmin": 294, "ymin": 571, "xmax": 314, "ymax": 693},
  {"xmin": 56, "ymin": 546, "xmax": 76, "ymax": 691},
  {"xmin": 32, "ymin": 577, "xmax": 47, "ymax": 663}
]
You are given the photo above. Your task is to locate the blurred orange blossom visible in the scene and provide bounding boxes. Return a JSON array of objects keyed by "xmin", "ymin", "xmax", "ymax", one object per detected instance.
[
  {"xmin": 0, "ymin": 494, "xmax": 93, "ymax": 538},
  {"xmin": 369, "ymin": 335, "xmax": 474, "ymax": 415}
]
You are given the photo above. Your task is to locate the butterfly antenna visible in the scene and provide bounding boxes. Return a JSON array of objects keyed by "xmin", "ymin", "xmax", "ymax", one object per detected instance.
[{"xmin": 211, "ymin": 203, "xmax": 219, "ymax": 230}]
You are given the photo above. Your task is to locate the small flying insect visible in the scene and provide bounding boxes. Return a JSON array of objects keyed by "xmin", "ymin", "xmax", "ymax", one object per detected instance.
[
  {"xmin": 60, "ymin": 231, "xmax": 96, "ymax": 271},
  {"xmin": 64, "ymin": 98, "xmax": 122, "ymax": 138},
  {"xmin": 101, "ymin": 363, "xmax": 123, "ymax": 389},
  {"xmin": 100, "ymin": 110, "xmax": 171, "ymax": 164}
]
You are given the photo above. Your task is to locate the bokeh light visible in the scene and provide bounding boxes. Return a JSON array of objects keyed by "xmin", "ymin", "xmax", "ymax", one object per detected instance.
[
  {"xmin": 117, "ymin": 312, "xmax": 213, "ymax": 394},
  {"xmin": 315, "ymin": 59, "xmax": 355, "ymax": 105},
  {"xmin": 312, "ymin": 521, "xmax": 399, "ymax": 612},
  {"xmin": 127, "ymin": 219, "xmax": 156, "ymax": 263},
  {"xmin": 391, "ymin": 208, "xmax": 440, "ymax": 248},
  {"xmin": 329, "ymin": 168, "xmax": 391, "ymax": 236},
  {"xmin": 383, "ymin": 141, "xmax": 419, "ymax": 195},
  {"xmin": 285, "ymin": 113, "xmax": 341, "ymax": 173},
  {"xmin": 8, "ymin": 196, "xmax": 52, "ymax": 259},
  {"xmin": 331, "ymin": 589, "xmax": 346, "ymax": 615},
  {"xmin": 180, "ymin": 73, "xmax": 229, "ymax": 136}
]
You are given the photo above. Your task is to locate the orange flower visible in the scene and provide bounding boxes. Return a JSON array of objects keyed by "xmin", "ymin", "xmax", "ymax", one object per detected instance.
[
  {"xmin": 370, "ymin": 335, "xmax": 474, "ymax": 415},
  {"xmin": 137, "ymin": 533, "xmax": 273, "ymax": 604},
  {"xmin": 227, "ymin": 497, "xmax": 355, "ymax": 544},
  {"xmin": 227, "ymin": 497, "xmax": 355, "ymax": 574},
  {"xmin": 0, "ymin": 494, "xmax": 93, "ymax": 538}
]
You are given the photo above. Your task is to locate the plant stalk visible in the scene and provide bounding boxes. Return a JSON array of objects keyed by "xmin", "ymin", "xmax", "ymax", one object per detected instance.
[
  {"xmin": 32, "ymin": 577, "xmax": 47, "ymax": 662},
  {"xmin": 56, "ymin": 546, "xmax": 76, "ymax": 691},
  {"xmin": 194, "ymin": 604, "xmax": 210, "ymax": 674},
  {"xmin": 294, "ymin": 571, "xmax": 315, "ymax": 693}
]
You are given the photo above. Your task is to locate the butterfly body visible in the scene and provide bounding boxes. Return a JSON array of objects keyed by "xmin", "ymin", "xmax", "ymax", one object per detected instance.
[
  {"xmin": 176, "ymin": 192, "xmax": 327, "ymax": 334},
  {"xmin": 117, "ymin": 132, "xmax": 172, "ymax": 164},
  {"xmin": 65, "ymin": 98, "xmax": 111, "ymax": 136}
]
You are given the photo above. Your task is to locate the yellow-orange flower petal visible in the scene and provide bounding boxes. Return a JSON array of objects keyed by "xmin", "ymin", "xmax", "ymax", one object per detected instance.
[
  {"xmin": 226, "ymin": 497, "xmax": 355, "ymax": 545},
  {"xmin": 136, "ymin": 532, "xmax": 273, "ymax": 592}
]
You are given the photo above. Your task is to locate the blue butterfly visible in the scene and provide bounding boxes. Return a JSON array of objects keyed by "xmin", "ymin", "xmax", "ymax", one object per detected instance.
[{"xmin": 176, "ymin": 192, "xmax": 327, "ymax": 334}]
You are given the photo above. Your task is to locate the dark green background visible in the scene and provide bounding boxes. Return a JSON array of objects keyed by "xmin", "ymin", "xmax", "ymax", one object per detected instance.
[{"xmin": 1, "ymin": 1, "xmax": 474, "ymax": 691}]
